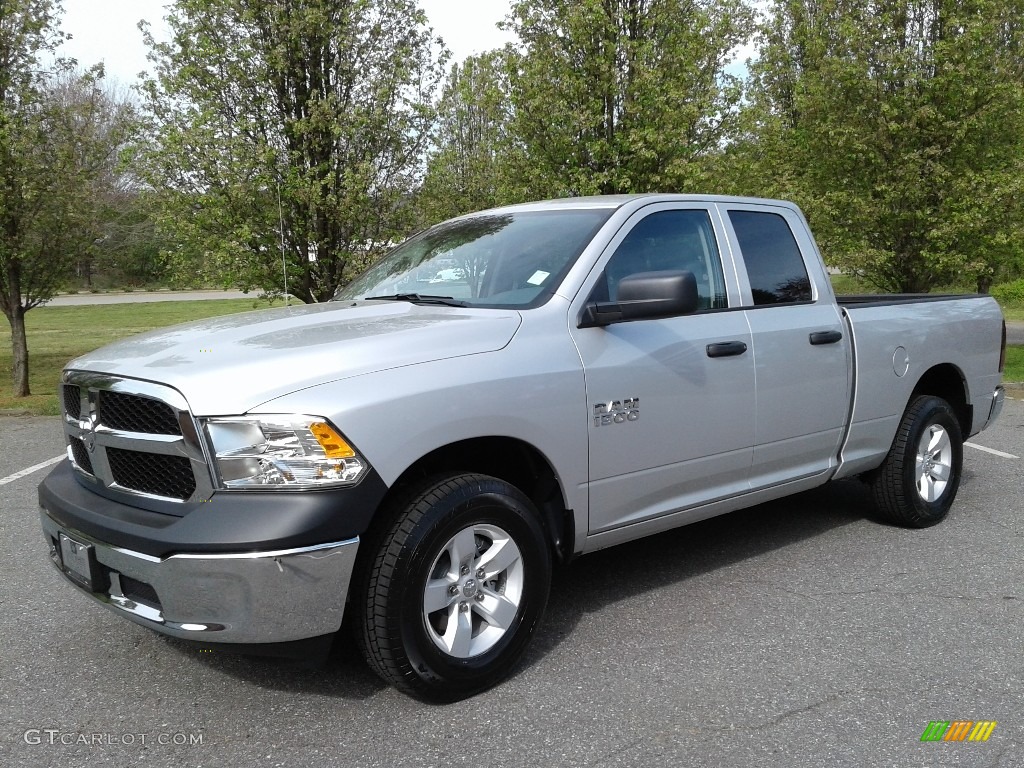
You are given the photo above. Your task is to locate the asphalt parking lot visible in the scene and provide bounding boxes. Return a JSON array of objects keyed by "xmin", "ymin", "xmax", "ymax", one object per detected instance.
[{"xmin": 1, "ymin": 399, "xmax": 1022, "ymax": 768}]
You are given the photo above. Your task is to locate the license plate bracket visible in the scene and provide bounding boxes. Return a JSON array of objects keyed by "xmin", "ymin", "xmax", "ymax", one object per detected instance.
[{"xmin": 58, "ymin": 533, "xmax": 106, "ymax": 593}]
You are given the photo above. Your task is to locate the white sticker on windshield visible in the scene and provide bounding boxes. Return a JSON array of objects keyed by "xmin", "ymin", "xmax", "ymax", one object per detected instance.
[{"xmin": 527, "ymin": 270, "xmax": 550, "ymax": 286}]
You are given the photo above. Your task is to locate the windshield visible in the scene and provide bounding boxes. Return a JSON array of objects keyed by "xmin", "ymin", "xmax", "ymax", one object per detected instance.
[{"xmin": 336, "ymin": 209, "xmax": 612, "ymax": 307}]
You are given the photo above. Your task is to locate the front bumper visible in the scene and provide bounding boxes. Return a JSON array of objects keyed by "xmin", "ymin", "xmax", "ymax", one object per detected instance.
[
  {"xmin": 38, "ymin": 459, "xmax": 386, "ymax": 645},
  {"xmin": 41, "ymin": 510, "xmax": 359, "ymax": 644}
]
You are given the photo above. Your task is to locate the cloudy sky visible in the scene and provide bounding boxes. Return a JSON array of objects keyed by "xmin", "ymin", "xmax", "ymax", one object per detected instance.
[{"xmin": 56, "ymin": 0, "xmax": 517, "ymax": 85}]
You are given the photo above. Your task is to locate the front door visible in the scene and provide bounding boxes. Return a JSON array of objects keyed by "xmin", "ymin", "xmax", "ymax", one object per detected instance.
[{"xmin": 569, "ymin": 204, "xmax": 756, "ymax": 534}]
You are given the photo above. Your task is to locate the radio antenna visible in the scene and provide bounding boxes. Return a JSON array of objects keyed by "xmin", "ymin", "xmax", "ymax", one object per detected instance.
[{"xmin": 277, "ymin": 181, "xmax": 289, "ymax": 307}]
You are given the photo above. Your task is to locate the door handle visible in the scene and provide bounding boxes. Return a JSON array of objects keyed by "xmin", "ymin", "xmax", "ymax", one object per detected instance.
[
  {"xmin": 809, "ymin": 330, "xmax": 843, "ymax": 345},
  {"xmin": 706, "ymin": 341, "xmax": 748, "ymax": 358}
]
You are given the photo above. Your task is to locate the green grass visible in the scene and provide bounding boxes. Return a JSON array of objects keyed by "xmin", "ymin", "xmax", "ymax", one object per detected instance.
[
  {"xmin": 1000, "ymin": 306, "xmax": 1024, "ymax": 322},
  {"xmin": 829, "ymin": 273, "xmax": 874, "ymax": 295},
  {"xmin": 0, "ymin": 299, "xmax": 276, "ymax": 415},
  {"xmin": 1005, "ymin": 346, "xmax": 1024, "ymax": 384}
]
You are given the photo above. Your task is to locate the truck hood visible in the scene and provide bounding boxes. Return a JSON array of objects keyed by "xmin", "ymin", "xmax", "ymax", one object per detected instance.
[{"xmin": 67, "ymin": 301, "xmax": 522, "ymax": 415}]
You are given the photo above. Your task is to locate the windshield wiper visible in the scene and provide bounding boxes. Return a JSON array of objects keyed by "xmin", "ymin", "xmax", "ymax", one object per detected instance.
[{"xmin": 363, "ymin": 293, "xmax": 468, "ymax": 307}]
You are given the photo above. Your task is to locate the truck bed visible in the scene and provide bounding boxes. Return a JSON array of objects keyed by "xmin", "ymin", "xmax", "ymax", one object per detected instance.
[{"xmin": 833, "ymin": 293, "xmax": 1004, "ymax": 479}]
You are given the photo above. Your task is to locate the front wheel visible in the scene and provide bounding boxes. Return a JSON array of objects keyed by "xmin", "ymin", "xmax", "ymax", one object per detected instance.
[
  {"xmin": 357, "ymin": 473, "xmax": 551, "ymax": 701},
  {"xmin": 870, "ymin": 395, "xmax": 964, "ymax": 527}
]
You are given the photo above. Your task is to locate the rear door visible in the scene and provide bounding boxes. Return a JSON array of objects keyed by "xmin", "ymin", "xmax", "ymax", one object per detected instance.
[
  {"xmin": 569, "ymin": 202, "xmax": 756, "ymax": 534},
  {"xmin": 721, "ymin": 204, "xmax": 851, "ymax": 487}
]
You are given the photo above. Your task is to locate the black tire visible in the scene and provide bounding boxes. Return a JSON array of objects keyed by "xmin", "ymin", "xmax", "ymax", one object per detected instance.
[
  {"xmin": 870, "ymin": 395, "xmax": 963, "ymax": 528},
  {"xmin": 356, "ymin": 473, "xmax": 551, "ymax": 701}
]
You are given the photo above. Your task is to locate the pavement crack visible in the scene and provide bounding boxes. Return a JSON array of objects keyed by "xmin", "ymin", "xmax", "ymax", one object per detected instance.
[
  {"xmin": 751, "ymin": 689, "xmax": 862, "ymax": 729},
  {"xmin": 698, "ymin": 686, "xmax": 934, "ymax": 733},
  {"xmin": 776, "ymin": 587, "xmax": 822, "ymax": 602}
]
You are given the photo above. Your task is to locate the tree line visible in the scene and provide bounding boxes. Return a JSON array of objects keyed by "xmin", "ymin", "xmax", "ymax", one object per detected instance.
[{"xmin": 3, "ymin": 0, "xmax": 1023, "ymax": 395}]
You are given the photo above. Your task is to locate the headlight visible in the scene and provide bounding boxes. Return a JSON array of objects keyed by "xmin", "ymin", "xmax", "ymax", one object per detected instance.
[{"xmin": 202, "ymin": 415, "xmax": 368, "ymax": 489}]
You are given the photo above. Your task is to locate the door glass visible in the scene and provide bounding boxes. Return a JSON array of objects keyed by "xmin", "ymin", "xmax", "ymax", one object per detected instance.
[
  {"xmin": 728, "ymin": 211, "xmax": 812, "ymax": 305},
  {"xmin": 599, "ymin": 210, "xmax": 728, "ymax": 310}
]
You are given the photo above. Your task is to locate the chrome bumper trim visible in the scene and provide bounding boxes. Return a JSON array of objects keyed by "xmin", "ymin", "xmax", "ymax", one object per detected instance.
[
  {"xmin": 41, "ymin": 510, "xmax": 358, "ymax": 644},
  {"xmin": 987, "ymin": 385, "xmax": 1005, "ymax": 429}
]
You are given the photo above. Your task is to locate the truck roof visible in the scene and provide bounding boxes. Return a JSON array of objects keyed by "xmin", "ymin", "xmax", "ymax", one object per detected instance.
[{"xmin": 470, "ymin": 193, "xmax": 801, "ymax": 216}]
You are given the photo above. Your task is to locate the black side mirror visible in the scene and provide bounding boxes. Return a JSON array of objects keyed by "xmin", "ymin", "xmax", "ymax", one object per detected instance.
[{"xmin": 579, "ymin": 270, "xmax": 699, "ymax": 328}]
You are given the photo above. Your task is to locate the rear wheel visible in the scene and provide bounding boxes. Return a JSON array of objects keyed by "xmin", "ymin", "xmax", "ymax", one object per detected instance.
[
  {"xmin": 357, "ymin": 473, "xmax": 551, "ymax": 701},
  {"xmin": 870, "ymin": 395, "xmax": 963, "ymax": 527}
]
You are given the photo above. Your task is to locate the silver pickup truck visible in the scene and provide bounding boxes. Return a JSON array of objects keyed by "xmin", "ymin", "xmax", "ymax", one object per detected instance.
[{"xmin": 38, "ymin": 195, "xmax": 1007, "ymax": 700}]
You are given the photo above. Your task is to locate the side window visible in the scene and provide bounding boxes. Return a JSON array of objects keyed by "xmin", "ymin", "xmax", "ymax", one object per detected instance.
[
  {"xmin": 600, "ymin": 210, "xmax": 727, "ymax": 310},
  {"xmin": 728, "ymin": 211, "xmax": 812, "ymax": 305}
]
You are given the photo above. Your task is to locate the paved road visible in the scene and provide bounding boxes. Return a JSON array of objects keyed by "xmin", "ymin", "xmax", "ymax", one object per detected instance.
[
  {"xmin": 1, "ymin": 400, "xmax": 1022, "ymax": 767},
  {"xmin": 1007, "ymin": 321, "xmax": 1024, "ymax": 346},
  {"xmin": 45, "ymin": 290, "xmax": 259, "ymax": 306}
]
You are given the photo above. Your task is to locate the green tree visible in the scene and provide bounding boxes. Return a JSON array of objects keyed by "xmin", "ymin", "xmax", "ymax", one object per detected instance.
[
  {"xmin": 139, "ymin": 0, "xmax": 446, "ymax": 303},
  {"xmin": 744, "ymin": 0, "xmax": 1024, "ymax": 293},
  {"xmin": 0, "ymin": 0, "xmax": 136, "ymax": 396},
  {"xmin": 82, "ymin": 190, "xmax": 169, "ymax": 289},
  {"xmin": 418, "ymin": 52, "xmax": 515, "ymax": 223},
  {"xmin": 502, "ymin": 0, "xmax": 753, "ymax": 198}
]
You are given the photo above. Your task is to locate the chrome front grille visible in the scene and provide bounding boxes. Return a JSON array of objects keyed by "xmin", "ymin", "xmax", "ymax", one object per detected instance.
[
  {"xmin": 68, "ymin": 436, "xmax": 94, "ymax": 475},
  {"xmin": 62, "ymin": 385, "xmax": 82, "ymax": 420},
  {"xmin": 106, "ymin": 448, "xmax": 196, "ymax": 500},
  {"xmin": 61, "ymin": 372, "xmax": 212, "ymax": 505},
  {"xmin": 98, "ymin": 391, "xmax": 182, "ymax": 436}
]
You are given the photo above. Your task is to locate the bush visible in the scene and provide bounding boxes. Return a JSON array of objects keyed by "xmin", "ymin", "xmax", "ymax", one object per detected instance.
[{"xmin": 992, "ymin": 279, "xmax": 1024, "ymax": 304}]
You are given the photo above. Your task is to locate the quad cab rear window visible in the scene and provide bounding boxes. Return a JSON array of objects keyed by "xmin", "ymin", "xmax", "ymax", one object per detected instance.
[{"xmin": 729, "ymin": 211, "xmax": 812, "ymax": 305}]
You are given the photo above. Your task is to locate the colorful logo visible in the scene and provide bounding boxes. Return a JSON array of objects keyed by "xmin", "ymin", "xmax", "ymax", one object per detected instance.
[{"xmin": 920, "ymin": 721, "xmax": 997, "ymax": 742}]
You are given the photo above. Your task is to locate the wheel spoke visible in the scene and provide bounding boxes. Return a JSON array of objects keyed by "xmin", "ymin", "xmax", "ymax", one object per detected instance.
[
  {"xmin": 927, "ymin": 426, "xmax": 949, "ymax": 455},
  {"xmin": 476, "ymin": 592, "xmax": 518, "ymax": 630},
  {"xmin": 447, "ymin": 527, "xmax": 478, "ymax": 571},
  {"xmin": 931, "ymin": 461, "xmax": 951, "ymax": 482},
  {"xmin": 423, "ymin": 579, "xmax": 455, "ymax": 614},
  {"xmin": 919, "ymin": 474, "xmax": 937, "ymax": 502},
  {"xmin": 442, "ymin": 605, "xmax": 473, "ymax": 657},
  {"xmin": 476, "ymin": 535, "xmax": 520, "ymax": 579}
]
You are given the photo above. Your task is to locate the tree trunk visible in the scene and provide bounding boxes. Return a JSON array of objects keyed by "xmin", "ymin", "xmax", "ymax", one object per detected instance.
[
  {"xmin": 976, "ymin": 275, "xmax": 992, "ymax": 294},
  {"xmin": 9, "ymin": 305, "xmax": 30, "ymax": 397}
]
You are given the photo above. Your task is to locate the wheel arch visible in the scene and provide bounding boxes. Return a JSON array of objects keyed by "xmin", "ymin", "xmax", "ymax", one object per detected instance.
[
  {"xmin": 910, "ymin": 363, "xmax": 971, "ymax": 437},
  {"xmin": 377, "ymin": 436, "xmax": 575, "ymax": 564}
]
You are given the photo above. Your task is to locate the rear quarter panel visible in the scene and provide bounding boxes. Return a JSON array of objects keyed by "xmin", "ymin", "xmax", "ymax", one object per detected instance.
[{"xmin": 835, "ymin": 296, "xmax": 1003, "ymax": 477}]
